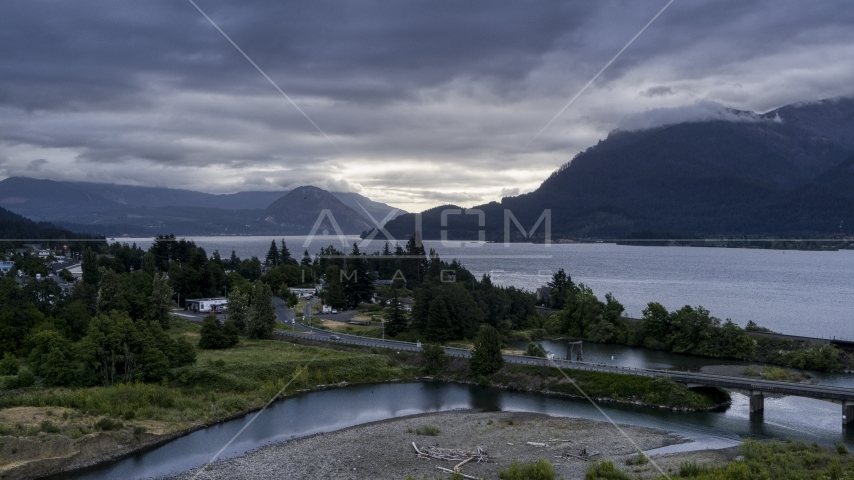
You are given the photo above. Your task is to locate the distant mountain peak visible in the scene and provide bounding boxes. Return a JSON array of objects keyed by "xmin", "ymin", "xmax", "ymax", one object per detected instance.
[{"xmin": 264, "ymin": 186, "xmax": 372, "ymax": 235}]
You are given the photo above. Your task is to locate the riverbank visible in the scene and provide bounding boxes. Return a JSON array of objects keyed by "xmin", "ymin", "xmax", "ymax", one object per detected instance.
[
  {"xmin": 287, "ymin": 336, "xmax": 732, "ymax": 411},
  {"xmin": 0, "ymin": 328, "xmax": 419, "ymax": 479},
  {"xmin": 168, "ymin": 410, "xmax": 734, "ymax": 480},
  {"xmin": 0, "ymin": 328, "xmax": 730, "ymax": 479}
]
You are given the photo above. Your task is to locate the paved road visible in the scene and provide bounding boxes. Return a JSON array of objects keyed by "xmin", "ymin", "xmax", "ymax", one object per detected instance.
[
  {"xmin": 302, "ymin": 298, "xmax": 321, "ymax": 318},
  {"xmin": 273, "ymin": 296, "xmax": 296, "ymax": 324},
  {"xmin": 274, "ymin": 316, "xmax": 854, "ymax": 405}
]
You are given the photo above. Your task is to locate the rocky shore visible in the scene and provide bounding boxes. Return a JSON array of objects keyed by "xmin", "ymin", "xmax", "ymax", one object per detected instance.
[{"xmin": 169, "ymin": 410, "xmax": 737, "ymax": 480}]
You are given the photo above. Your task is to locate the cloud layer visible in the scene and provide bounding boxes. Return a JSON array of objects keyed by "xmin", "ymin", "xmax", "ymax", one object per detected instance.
[{"xmin": 1, "ymin": 0, "xmax": 854, "ymax": 211}]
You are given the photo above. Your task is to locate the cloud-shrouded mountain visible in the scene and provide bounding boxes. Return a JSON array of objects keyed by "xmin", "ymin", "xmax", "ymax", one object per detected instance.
[
  {"xmin": 0, "ymin": 178, "xmax": 404, "ymax": 236},
  {"xmin": 382, "ymin": 97, "xmax": 854, "ymax": 240}
]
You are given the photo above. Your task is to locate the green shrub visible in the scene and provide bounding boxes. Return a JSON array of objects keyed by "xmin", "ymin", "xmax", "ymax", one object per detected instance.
[
  {"xmin": 3, "ymin": 369, "xmax": 35, "ymax": 389},
  {"xmin": 421, "ymin": 343, "xmax": 449, "ymax": 374},
  {"xmin": 95, "ymin": 418, "xmax": 124, "ymax": 431},
  {"xmin": 525, "ymin": 342, "xmax": 548, "ymax": 358},
  {"xmin": 198, "ymin": 315, "xmax": 239, "ymax": 349},
  {"xmin": 678, "ymin": 461, "xmax": 706, "ymax": 476},
  {"xmin": 415, "ymin": 424, "xmax": 440, "ymax": 436},
  {"xmin": 669, "ymin": 438, "xmax": 854, "ymax": 479},
  {"xmin": 836, "ymin": 442, "xmax": 849, "ymax": 455},
  {"xmin": 470, "ymin": 325, "xmax": 504, "ymax": 376},
  {"xmin": 828, "ymin": 459, "xmax": 843, "ymax": 480},
  {"xmin": 625, "ymin": 451, "xmax": 649, "ymax": 465},
  {"xmin": 0, "ymin": 352, "xmax": 19, "ymax": 375},
  {"xmin": 499, "ymin": 459, "xmax": 555, "ymax": 480},
  {"xmin": 40, "ymin": 420, "xmax": 60, "ymax": 434},
  {"xmin": 585, "ymin": 460, "xmax": 630, "ymax": 480}
]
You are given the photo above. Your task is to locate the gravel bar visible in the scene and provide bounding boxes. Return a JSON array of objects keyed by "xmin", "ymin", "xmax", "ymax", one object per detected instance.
[{"xmin": 167, "ymin": 410, "xmax": 726, "ymax": 479}]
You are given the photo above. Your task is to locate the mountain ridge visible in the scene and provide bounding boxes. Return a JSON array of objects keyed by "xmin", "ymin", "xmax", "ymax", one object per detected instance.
[
  {"xmin": 0, "ymin": 177, "xmax": 405, "ymax": 236},
  {"xmin": 382, "ymin": 97, "xmax": 854, "ymax": 240}
]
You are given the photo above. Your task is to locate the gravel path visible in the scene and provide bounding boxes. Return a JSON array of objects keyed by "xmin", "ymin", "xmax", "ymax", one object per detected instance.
[{"xmin": 167, "ymin": 410, "xmax": 724, "ymax": 480}]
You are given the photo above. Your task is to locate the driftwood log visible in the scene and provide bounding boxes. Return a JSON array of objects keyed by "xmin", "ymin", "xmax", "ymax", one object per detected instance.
[
  {"xmin": 435, "ymin": 466, "xmax": 480, "ymax": 479},
  {"xmin": 412, "ymin": 442, "xmax": 489, "ymax": 463}
]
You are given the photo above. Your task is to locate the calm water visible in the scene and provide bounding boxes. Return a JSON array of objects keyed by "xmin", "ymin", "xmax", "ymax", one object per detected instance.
[
  {"xmin": 121, "ymin": 236, "xmax": 854, "ymax": 338},
  {"xmin": 507, "ymin": 339, "xmax": 854, "ymax": 388},
  {"xmin": 70, "ymin": 382, "xmax": 854, "ymax": 480}
]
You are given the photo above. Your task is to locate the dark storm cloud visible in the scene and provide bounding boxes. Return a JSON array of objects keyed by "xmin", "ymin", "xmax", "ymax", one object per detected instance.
[
  {"xmin": 1, "ymin": 0, "xmax": 853, "ymax": 210},
  {"xmin": 0, "ymin": 0, "xmax": 589, "ymax": 110}
]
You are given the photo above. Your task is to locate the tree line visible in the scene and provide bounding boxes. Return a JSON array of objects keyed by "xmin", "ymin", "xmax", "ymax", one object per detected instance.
[
  {"xmin": 0, "ymin": 234, "xmax": 305, "ymax": 387},
  {"xmin": 541, "ymin": 269, "xmax": 847, "ymax": 370}
]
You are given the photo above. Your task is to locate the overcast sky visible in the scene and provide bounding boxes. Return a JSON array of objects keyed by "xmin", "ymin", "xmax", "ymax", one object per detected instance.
[{"xmin": 1, "ymin": 0, "xmax": 853, "ymax": 212}]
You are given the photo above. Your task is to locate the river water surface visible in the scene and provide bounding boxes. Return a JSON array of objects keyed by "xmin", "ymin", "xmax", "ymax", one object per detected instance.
[
  {"xmin": 70, "ymin": 382, "xmax": 854, "ymax": 480},
  {"xmin": 84, "ymin": 236, "xmax": 854, "ymax": 478}
]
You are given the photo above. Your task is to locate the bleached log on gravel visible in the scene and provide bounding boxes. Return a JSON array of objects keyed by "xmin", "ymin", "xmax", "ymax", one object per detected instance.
[{"xmin": 435, "ymin": 466, "xmax": 480, "ymax": 479}]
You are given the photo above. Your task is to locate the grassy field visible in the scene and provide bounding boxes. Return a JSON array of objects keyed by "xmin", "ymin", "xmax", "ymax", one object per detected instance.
[
  {"xmin": 489, "ymin": 365, "xmax": 730, "ymax": 410},
  {"xmin": 0, "ymin": 318, "xmax": 735, "ymax": 478},
  {"xmin": 0, "ymin": 324, "xmax": 418, "ymax": 429},
  {"xmin": 319, "ymin": 319, "xmax": 385, "ymax": 338}
]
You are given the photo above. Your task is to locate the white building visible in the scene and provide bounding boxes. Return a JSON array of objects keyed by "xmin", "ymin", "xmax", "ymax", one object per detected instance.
[
  {"xmin": 0, "ymin": 261, "xmax": 14, "ymax": 275},
  {"xmin": 185, "ymin": 298, "xmax": 228, "ymax": 313}
]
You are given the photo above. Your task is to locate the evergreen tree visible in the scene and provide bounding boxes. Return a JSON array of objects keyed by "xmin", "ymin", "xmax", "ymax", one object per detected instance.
[
  {"xmin": 378, "ymin": 241, "xmax": 396, "ymax": 279},
  {"xmin": 141, "ymin": 252, "xmax": 156, "ymax": 275},
  {"xmin": 301, "ymin": 250, "xmax": 313, "ymax": 267},
  {"xmin": 547, "ymin": 268, "xmax": 573, "ymax": 310},
  {"xmin": 238, "ymin": 257, "xmax": 263, "ymax": 281},
  {"xmin": 229, "ymin": 250, "xmax": 240, "ymax": 271},
  {"xmin": 82, "ymin": 248, "xmax": 100, "ymax": 285},
  {"xmin": 226, "ymin": 291, "xmax": 249, "ymax": 334},
  {"xmin": 403, "ymin": 234, "xmax": 428, "ymax": 286},
  {"xmin": 425, "ymin": 297, "xmax": 453, "ymax": 341},
  {"xmin": 470, "ymin": 325, "xmax": 504, "ymax": 376},
  {"xmin": 343, "ymin": 243, "xmax": 374, "ymax": 308},
  {"xmin": 146, "ymin": 272, "xmax": 174, "ymax": 329},
  {"xmin": 246, "ymin": 282, "xmax": 276, "ymax": 339},
  {"xmin": 97, "ymin": 267, "xmax": 126, "ymax": 314},
  {"xmin": 265, "ymin": 240, "xmax": 280, "ymax": 267},
  {"xmin": 385, "ymin": 288, "xmax": 408, "ymax": 336},
  {"xmin": 322, "ymin": 265, "xmax": 347, "ymax": 309},
  {"xmin": 280, "ymin": 239, "xmax": 296, "ymax": 265}
]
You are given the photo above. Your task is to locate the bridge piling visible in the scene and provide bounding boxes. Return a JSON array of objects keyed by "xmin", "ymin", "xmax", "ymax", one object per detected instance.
[
  {"xmin": 845, "ymin": 402, "xmax": 854, "ymax": 426},
  {"xmin": 749, "ymin": 391, "xmax": 764, "ymax": 413}
]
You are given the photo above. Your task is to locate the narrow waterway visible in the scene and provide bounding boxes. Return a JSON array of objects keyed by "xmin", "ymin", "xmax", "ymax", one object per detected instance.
[
  {"xmin": 509, "ymin": 339, "xmax": 854, "ymax": 388},
  {"xmin": 69, "ymin": 381, "xmax": 854, "ymax": 480}
]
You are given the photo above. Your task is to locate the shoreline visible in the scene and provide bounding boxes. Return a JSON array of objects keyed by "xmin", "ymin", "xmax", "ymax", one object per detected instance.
[
  {"xmin": 166, "ymin": 410, "xmax": 739, "ymax": 480},
  {"xmin": 31, "ymin": 374, "xmax": 729, "ymax": 480}
]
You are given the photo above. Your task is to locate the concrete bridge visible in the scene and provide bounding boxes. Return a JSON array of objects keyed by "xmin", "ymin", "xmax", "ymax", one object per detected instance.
[{"xmin": 666, "ymin": 371, "xmax": 854, "ymax": 425}]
